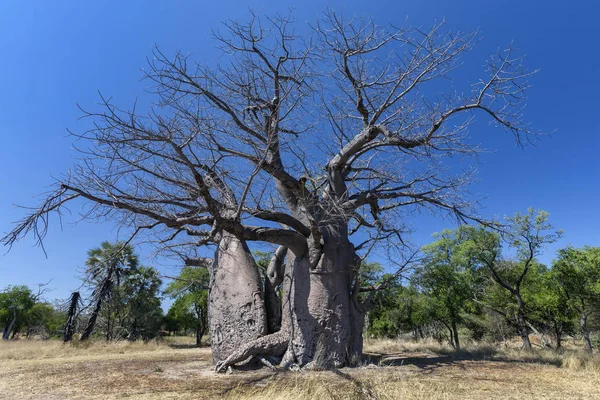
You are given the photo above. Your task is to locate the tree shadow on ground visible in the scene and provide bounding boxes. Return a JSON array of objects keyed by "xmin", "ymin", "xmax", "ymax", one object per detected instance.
[
  {"xmin": 167, "ymin": 343, "xmax": 206, "ymax": 349},
  {"xmin": 363, "ymin": 349, "xmax": 562, "ymax": 373}
]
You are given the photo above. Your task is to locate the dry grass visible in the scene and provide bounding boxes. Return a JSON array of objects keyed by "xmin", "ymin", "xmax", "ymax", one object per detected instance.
[{"xmin": 1, "ymin": 337, "xmax": 599, "ymax": 399}]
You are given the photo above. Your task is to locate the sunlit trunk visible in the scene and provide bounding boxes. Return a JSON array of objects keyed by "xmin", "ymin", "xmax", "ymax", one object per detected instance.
[{"xmin": 208, "ymin": 232, "xmax": 267, "ymax": 363}]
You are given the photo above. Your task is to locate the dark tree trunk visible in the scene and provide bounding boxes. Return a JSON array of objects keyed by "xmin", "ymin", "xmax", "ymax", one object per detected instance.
[
  {"xmin": 447, "ymin": 325, "xmax": 454, "ymax": 348},
  {"xmin": 195, "ymin": 305, "xmax": 207, "ymax": 347},
  {"xmin": 451, "ymin": 320, "xmax": 460, "ymax": 351},
  {"xmin": 348, "ymin": 300, "xmax": 366, "ymax": 365},
  {"xmin": 81, "ymin": 298, "xmax": 103, "ymax": 341},
  {"xmin": 279, "ymin": 230, "xmax": 362, "ymax": 368},
  {"xmin": 553, "ymin": 320, "xmax": 562, "ymax": 350},
  {"xmin": 515, "ymin": 295, "xmax": 532, "ymax": 350},
  {"xmin": 196, "ymin": 325, "xmax": 202, "ymax": 347},
  {"xmin": 581, "ymin": 313, "xmax": 593, "ymax": 353}
]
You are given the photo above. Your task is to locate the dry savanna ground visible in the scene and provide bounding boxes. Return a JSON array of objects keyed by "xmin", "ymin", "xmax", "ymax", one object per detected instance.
[{"xmin": 1, "ymin": 336, "xmax": 599, "ymax": 399}]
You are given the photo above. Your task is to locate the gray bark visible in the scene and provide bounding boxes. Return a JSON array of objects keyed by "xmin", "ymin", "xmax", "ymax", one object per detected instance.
[
  {"xmin": 264, "ymin": 246, "xmax": 287, "ymax": 333},
  {"xmin": 2, "ymin": 308, "xmax": 17, "ymax": 341},
  {"xmin": 208, "ymin": 232, "xmax": 268, "ymax": 363}
]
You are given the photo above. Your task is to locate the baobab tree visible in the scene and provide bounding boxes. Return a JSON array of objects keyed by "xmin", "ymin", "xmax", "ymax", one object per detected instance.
[{"xmin": 2, "ymin": 10, "xmax": 541, "ymax": 370}]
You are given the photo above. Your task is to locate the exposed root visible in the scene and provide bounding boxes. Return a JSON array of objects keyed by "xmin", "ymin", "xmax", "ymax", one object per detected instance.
[
  {"xmin": 215, "ymin": 331, "xmax": 289, "ymax": 373},
  {"xmin": 257, "ymin": 356, "xmax": 278, "ymax": 371}
]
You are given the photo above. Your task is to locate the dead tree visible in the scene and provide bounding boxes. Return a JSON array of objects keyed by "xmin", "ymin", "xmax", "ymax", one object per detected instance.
[
  {"xmin": 63, "ymin": 291, "xmax": 81, "ymax": 342},
  {"xmin": 2, "ymin": 10, "xmax": 541, "ymax": 369}
]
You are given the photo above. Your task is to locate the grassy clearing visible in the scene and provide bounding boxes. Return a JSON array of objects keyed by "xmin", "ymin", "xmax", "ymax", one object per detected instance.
[{"xmin": 1, "ymin": 337, "xmax": 599, "ymax": 399}]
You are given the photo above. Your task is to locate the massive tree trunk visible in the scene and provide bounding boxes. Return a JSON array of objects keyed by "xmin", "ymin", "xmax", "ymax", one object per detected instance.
[
  {"xmin": 208, "ymin": 232, "xmax": 268, "ymax": 363},
  {"xmin": 213, "ymin": 232, "xmax": 364, "ymax": 371},
  {"xmin": 280, "ymin": 227, "xmax": 361, "ymax": 368},
  {"xmin": 303, "ymin": 234, "xmax": 357, "ymax": 367}
]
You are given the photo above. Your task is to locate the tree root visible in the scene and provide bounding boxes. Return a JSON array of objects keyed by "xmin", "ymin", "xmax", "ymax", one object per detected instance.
[{"xmin": 215, "ymin": 331, "xmax": 289, "ymax": 373}]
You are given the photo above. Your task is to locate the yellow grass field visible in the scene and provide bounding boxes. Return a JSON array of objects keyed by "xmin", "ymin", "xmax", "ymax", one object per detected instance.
[{"xmin": 1, "ymin": 337, "xmax": 599, "ymax": 399}]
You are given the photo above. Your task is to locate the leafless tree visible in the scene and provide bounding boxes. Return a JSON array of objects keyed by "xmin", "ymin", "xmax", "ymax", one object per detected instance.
[{"xmin": 2, "ymin": 10, "xmax": 540, "ymax": 370}]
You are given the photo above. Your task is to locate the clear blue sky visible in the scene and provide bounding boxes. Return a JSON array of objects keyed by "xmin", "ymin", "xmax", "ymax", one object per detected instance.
[{"xmin": 0, "ymin": 0, "xmax": 598, "ymax": 304}]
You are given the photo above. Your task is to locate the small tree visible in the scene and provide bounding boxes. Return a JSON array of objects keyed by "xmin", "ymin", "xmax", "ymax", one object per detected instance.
[
  {"xmin": 122, "ymin": 266, "xmax": 163, "ymax": 340},
  {"xmin": 0, "ymin": 286, "xmax": 35, "ymax": 340},
  {"xmin": 165, "ymin": 297, "xmax": 196, "ymax": 336},
  {"xmin": 552, "ymin": 246, "xmax": 600, "ymax": 353},
  {"xmin": 25, "ymin": 302, "xmax": 64, "ymax": 339},
  {"xmin": 165, "ymin": 266, "xmax": 210, "ymax": 346},
  {"xmin": 467, "ymin": 209, "xmax": 561, "ymax": 350},
  {"xmin": 416, "ymin": 228, "xmax": 476, "ymax": 350}
]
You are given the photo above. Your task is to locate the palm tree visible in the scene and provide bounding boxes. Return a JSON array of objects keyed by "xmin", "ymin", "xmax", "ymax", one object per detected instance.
[
  {"xmin": 63, "ymin": 291, "xmax": 81, "ymax": 342},
  {"xmin": 80, "ymin": 242, "xmax": 138, "ymax": 341}
]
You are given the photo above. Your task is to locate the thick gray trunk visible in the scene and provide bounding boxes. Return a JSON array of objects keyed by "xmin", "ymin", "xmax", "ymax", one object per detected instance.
[
  {"xmin": 208, "ymin": 232, "xmax": 267, "ymax": 363},
  {"xmin": 348, "ymin": 303, "xmax": 365, "ymax": 364},
  {"xmin": 283, "ymin": 237, "xmax": 360, "ymax": 368},
  {"xmin": 210, "ymin": 229, "xmax": 364, "ymax": 371}
]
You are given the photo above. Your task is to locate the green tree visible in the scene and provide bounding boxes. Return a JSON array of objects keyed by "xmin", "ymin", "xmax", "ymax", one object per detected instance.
[
  {"xmin": 527, "ymin": 268, "xmax": 575, "ymax": 349},
  {"xmin": 122, "ymin": 266, "xmax": 163, "ymax": 340},
  {"xmin": 25, "ymin": 302, "xmax": 65, "ymax": 339},
  {"xmin": 552, "ymin": 246, "xmax": 600, "ymax": 353},
  {"xmin": 367, "ymin": 283, "xmax": 408, "ymax": 338},
  {"xmin": 165, "ymin": 266, "xmax": 210, "ymax": 346},
  {"xmin": 416, "ymin": 228, "xmax": 476, "ymax": 350},
  {"xmin": 0, "ymin": 285, "xmax": 35, "ymax": 340},
  {"xmin": 165, "ymin": 297, "xmax": 196, "ymax": 335},
  {"xmin": 81, "ymin": 241, "xmax": 139, "ymax": 341},
  {"xmin": 466, "ymin": 209, "xmax": 562, "ymax": 350}
]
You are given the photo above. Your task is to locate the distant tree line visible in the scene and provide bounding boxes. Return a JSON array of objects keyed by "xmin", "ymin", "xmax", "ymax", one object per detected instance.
[
  {"xmin": 0, "ymin": 241, "xmax": 208, "ymax": 344},
  {"xmin": 367, "ymin": 209, "xmax": 600, "ymax": 353}
]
